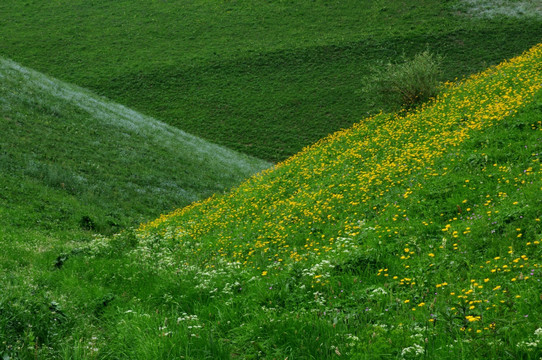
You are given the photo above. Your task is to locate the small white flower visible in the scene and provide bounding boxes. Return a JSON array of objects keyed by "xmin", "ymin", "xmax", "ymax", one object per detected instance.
[{"xmin": 401, "ymin": 343, "xmax": 424, "ymax": 358}]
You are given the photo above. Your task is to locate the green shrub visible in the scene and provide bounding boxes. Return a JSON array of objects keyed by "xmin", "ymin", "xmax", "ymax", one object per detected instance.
[{"xmin": 372, "ymin": 50, "xmax": 443, "ymax": 109}]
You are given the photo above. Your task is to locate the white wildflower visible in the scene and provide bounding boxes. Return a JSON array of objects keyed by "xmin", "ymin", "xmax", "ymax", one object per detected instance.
[{"xmin": 401, "ymin": 343, "xmax": 424, "ymax": 358}]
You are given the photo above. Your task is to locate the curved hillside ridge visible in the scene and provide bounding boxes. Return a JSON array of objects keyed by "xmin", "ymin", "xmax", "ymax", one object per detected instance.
[{"xmin": 0, "ymin": 58, "xmax": 270, "ymax": 174}]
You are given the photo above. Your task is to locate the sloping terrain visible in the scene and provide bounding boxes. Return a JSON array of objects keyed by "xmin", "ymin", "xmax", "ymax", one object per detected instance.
[
  {"xmin": 0, "ymin": 58, "xmax": 270, "ymax": 234},
  {"xmin": 0, "ymin": 58, "xmax": 268, "ymax": 360},
  {"xmin": 1, "ymin": 0, "xmax": 542, "ymax": 161},
  {"xmin": 3, "ymin": 43, "xmax": 540, "ymax": 359},
  {"xmin": 127, "ymin": 43, "xmax": 542, "ymax": 359}
]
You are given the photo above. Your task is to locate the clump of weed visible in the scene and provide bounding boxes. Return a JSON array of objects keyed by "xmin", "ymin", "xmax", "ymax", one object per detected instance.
[{"xmin": 371, "ymin": 50, "xmax": 443, "ymax": 109}]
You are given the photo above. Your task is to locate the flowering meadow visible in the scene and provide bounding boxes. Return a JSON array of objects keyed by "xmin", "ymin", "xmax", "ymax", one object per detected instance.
[
  {"xmin": 99, "ymin": 43, "xmax": 542, "ymax": 358},
  {"xmin": 4, "ymin": 43, "xmax": 542, "ymax": 359}
]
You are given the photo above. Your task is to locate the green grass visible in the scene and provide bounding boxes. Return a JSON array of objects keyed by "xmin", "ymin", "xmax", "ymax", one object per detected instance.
[
  {"xmin": 1, "ymin": 0, "xmax": 542, "ymax": 161},
  {"xmin": 3, "ymin": 43, "xmax": 542, "ymax": 359},
  {"xmin": 2, "ymin": 1, "xmax": 542, "ymax": 358},
  {"xmin": 0, "ymin": 58, "xmax": 269, "ymax": 235},
  {"xmin": 0, "ymin": 58, "xmax": 266, "ymax": 359},
  {"xmin": 0, "ymin": 61, "xmax": 267, "ymax": 359}
]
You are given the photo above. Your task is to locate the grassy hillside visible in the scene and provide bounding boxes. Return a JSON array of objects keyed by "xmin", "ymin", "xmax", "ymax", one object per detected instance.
[
  {"xmin": 0, "ymin": 57, "xmax": 267, "ymax": 360},
  {"xmin": 1, "ymin": 0, "xmax": 541, "ymax": 161},
  {"xmin": 0, "ymin": 58, "xmax": 269, "ymax": 235},
  {"xmin": 3, "ymin": 43, "xmax": 542, "ymax": 359}
]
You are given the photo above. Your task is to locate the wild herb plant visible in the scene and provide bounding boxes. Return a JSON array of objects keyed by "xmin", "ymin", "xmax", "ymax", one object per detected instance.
[{"xmin": 371, "ymin": 51, "xmax": 443, "ymax": 109}]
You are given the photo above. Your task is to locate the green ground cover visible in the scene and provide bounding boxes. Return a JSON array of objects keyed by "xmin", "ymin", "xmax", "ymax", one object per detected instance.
[
  {"xmin": 2, "ymin": 42, "xmax": 542, "ymax": 359},
  {"xmin": 0, "ymin": 58, "xmax": 269, "ymax": 234},
  {"xmin": 1, "ymin": 0, "xmax": 541, "ymax": 161},
  {"xmin": 2, "ymin": 1, "xmax": 542, "ymax": 358}
]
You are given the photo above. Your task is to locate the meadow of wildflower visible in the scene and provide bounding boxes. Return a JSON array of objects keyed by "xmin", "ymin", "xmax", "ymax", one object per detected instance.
[
  {"xmin": 3, "ymin": 41, "xmax": 541, "ymax": 359},
  {"xmin": 2, "ymin": 2, "xmax": 542, "ymax": 359},
  {"xmin": 122, "ymin": 42, "xmax": 542, "ymax": 359}
]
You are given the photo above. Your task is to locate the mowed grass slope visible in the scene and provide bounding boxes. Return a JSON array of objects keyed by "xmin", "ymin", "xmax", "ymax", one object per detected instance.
[
  {"xmin": 4, "ymin": 43, "xmax": 542, "ymax": 359},
  {"xmin": 1, "ymin": 0, "xmax": 542, "ymax": 161},
  {"xmin": 0, "ymin": 58, "xmax": 269, "ymax": 234}
]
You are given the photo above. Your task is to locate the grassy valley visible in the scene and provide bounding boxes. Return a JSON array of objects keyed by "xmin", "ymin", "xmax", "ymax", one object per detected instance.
[
  {"xmin": 2, "ymin": 1, "xmax": 542, "ymax": 359},
  {"xmin": 0, "ymin": 60, "xmax": 268, "ymax": 360},
  {"xmin": 0, "ymin": 58, "xmax": 269, "ymax": 234}
]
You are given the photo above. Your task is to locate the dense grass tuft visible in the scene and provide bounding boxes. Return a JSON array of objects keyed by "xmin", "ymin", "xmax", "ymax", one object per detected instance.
[{"xmin": 369, "ymin": 50, "xmax": 443, "ymax": 109}]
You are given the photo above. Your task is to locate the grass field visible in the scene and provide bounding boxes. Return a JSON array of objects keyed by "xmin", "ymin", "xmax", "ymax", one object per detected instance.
[
  {"xmin": 2, "ymin": 40, "xmax": 542, "ymax": 359},
  {"xmin": 1, "ymin": 0, "xmax": 542, "ymax": 161},
  {"xmin": 0, "ymin": 60, "xmax": 268, "ymax": 360},
  {"xmin": 0, "ymin": 57, "xmax": 268, "ymax": 234},
  {"xmin": 2, "ymin": 1, "xmax": 542, "ymax": 358}
]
